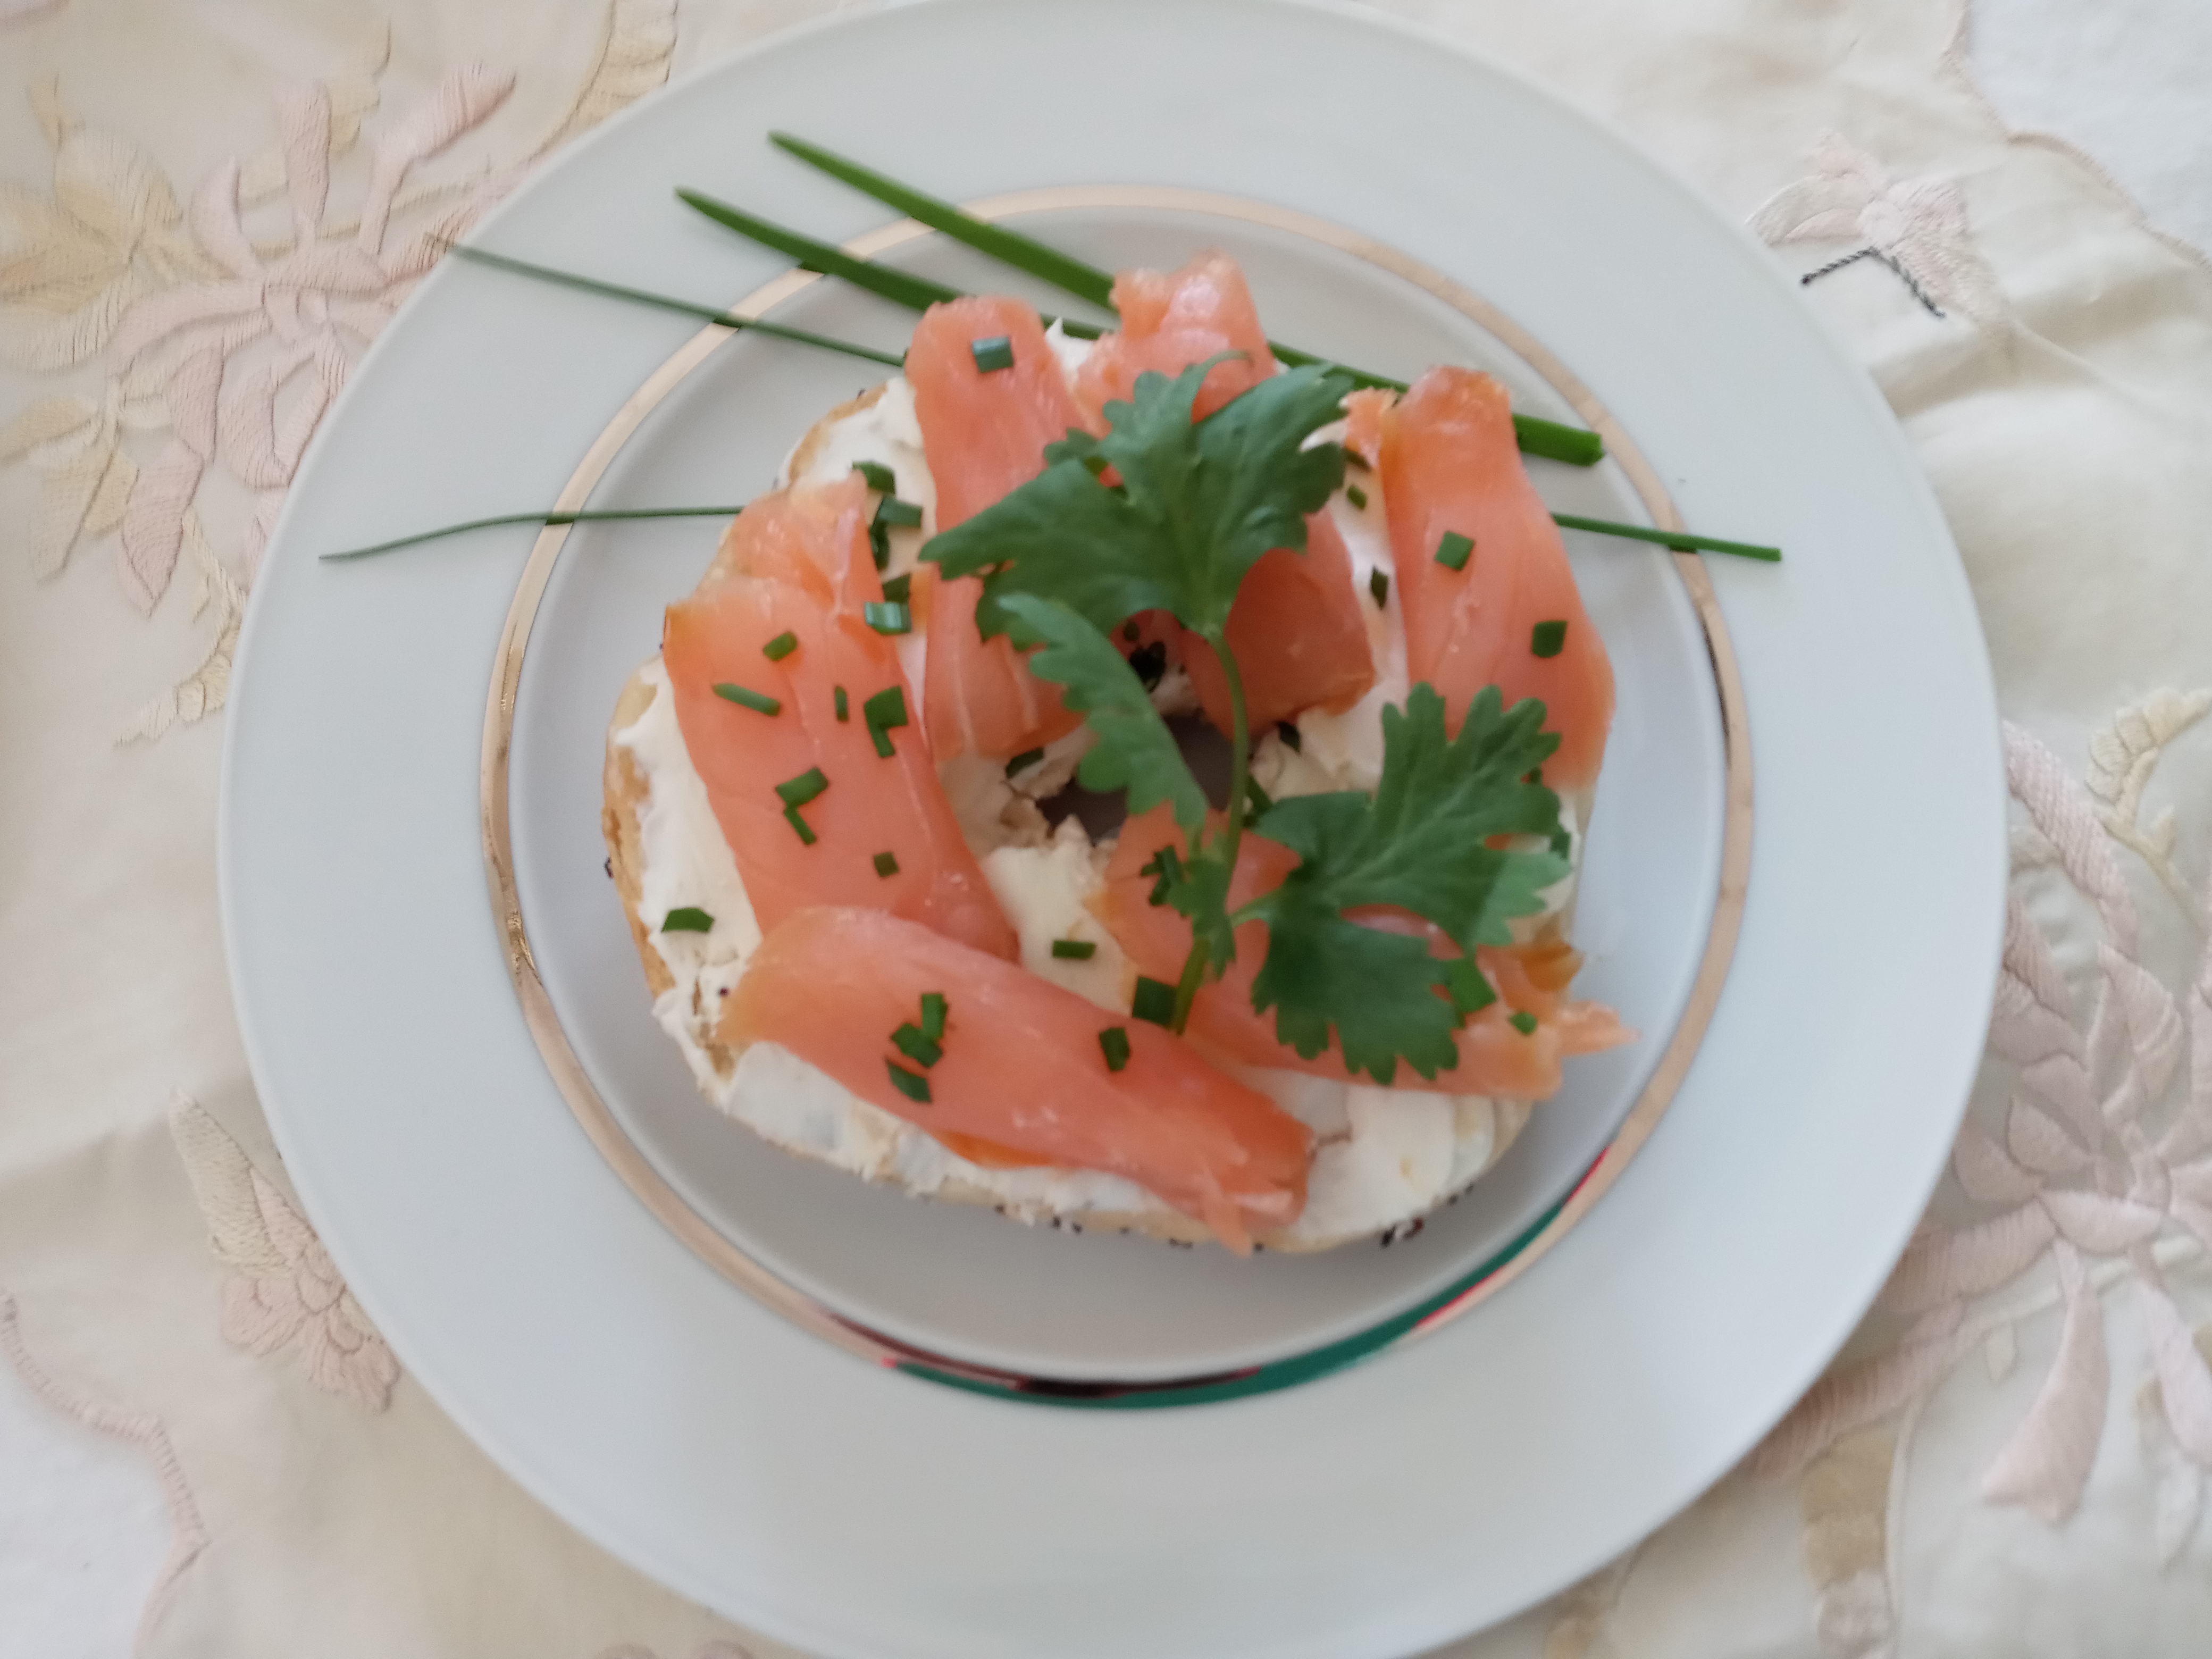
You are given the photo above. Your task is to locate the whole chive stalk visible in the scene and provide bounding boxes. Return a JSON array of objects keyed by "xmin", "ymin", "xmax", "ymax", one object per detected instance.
[
  {"xmin": 443, "ymin": 245, "xmax": 904, "ymax": 366},
  {"xmin": 320, "ymin": 505, "xmax": 744, "ymax": 563},
  {"xmin": 762, "ymin": 134, "xmax": 1603, "ymax": 465},
  {"xmin": 770, "ymin": 131, "xmax": 1121, "ymax": 309},
  {"xmin": 1551, "ymin": 513, "xmax": 1782, "ymax": 562},
  {"xmin": 714, "ymin": 681, "xmax": 782, "ymax": 715},
  {"xmin": 677, "ymin": 188, "xmax": 966, "ymax": 312}
]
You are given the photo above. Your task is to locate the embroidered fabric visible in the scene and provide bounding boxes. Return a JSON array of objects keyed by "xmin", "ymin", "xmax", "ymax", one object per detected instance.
[{"xmin": 0, "ymin": 0, "xmax": 2206, "ymax": 1655}]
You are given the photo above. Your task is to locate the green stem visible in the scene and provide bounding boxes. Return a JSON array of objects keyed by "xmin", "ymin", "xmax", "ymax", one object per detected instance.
[
  {"xmin": 445, "ymin": 245, "xmax": 906, "ymax": 367},
  {"xmin": 1169, "ymin": 631, "xmax": 1252, "ymax": 1035},
  {"xmin": 1549, "ymin": 513, "xmax": 1781, "ymax": 562},
  {"xmin": 761, "ymin": 135, "xmax": 1603, "ymax": 466},
  {"xmin": 319, "ymin": 506, "xmax": 744, "ymax": 562}
]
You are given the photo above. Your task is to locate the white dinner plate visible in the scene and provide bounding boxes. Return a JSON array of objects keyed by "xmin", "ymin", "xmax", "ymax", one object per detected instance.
[{"xmin": 221, "ymin": 1, "xmax": 2007, "ymax": 1654}]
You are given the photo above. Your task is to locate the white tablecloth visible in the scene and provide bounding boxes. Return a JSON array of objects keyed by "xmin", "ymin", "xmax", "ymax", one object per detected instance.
[{"xmin": 3, "ymin": 1, "xmax": 2208, "ymax": 1654}]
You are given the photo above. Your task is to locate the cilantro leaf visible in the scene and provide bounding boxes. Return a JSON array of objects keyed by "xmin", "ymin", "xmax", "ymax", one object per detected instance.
[
  {"xmin": 924, "ymin": 359, "xmax": 1352, "ymax": 642},
  {"xmin": 1241, "ymin": 683, "xmax": 1571, "ymax": 1082},
  {"xmin": 1162, "ymin": 843, "xmax": 1238, "ymax": 979},
  {"xmin": 998, "ymin": 594, "xmax": 1207, "ymax": 830}
]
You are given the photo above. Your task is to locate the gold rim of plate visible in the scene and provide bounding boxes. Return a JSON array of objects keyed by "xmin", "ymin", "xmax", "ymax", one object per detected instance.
[{"xmin": 478, "ymin": 186, "xmax": 1753, "ymax": 1407}]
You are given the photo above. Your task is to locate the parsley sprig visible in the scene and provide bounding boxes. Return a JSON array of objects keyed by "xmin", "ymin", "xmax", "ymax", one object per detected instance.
[{"xmin": 921, "ymin": 363, "xmax": 1574, "ymax": 1078}]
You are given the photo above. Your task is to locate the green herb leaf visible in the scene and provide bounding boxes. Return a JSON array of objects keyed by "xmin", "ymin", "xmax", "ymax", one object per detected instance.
[
  {"xmin": 660, "ymin": 906, "xmax": 714, "ymax": 933},
  {"xmin": 995, "ymin": 595, "xmax": 1209, "ymax": 831},
  {"xmin": 1242, "ymin": 683, "xmax": 1569, "ymax": 1082},
  {"xmin": 1097, "ymin": 1026, "xmax": 1132, "ymax": 1072},
  {"xmin": 886, "ymin": 1060, "xmax": 932, "ymax": 1104},
  {"xmin": 924, "ymin": 359, "xmax": 1352, "ymax": 643},
  {"xmin": 713, "ymin": 682, "xmax": 781, "ymax": 716},
  {"xmin": 1051, "ymin": 938, "xmax": 1097, "ymax": 960},
  {"xmin": 762, "ymin": 630, "xmax": 799, "ymax": 661},
  {"xmin": 1443, "ymin": 957, "xmax": 1497, "ymax": 1018}
]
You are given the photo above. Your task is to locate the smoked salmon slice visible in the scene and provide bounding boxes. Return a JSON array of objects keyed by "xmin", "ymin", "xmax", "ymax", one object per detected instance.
[
  {"xmin": 1092, "ymin": 807, "xmax": 1627, "ymax": 1096},
  {"xmin": 726, "ymin": 906, "xmax": 1312, "ymax": 1252},
  {"xmin": 662, "ymin": 481, "xmax": 1017, "ymax": 959},
  {"xmin": 906, "ymin": 296, "xmax": 1087, "ymax": 761},
  {"xmin": 1183, "ymin": 510, "xmax": 1376, "ymax": 733},
  {"xmin": 1076, "ymin": 253, "xmax": 1375, "ymax": 733},
  {"xmin": 1071, "ymin": 251, "xmax": 1277, "ymax": 424},
  {"xmin": 1377, "ymin": 368, "xmax": 1615, "ymax": 793}
]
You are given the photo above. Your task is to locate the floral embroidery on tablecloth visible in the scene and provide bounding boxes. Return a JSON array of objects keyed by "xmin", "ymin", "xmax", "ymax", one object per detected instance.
[
  {"xmin": 0, "ymin": 1291, "xmax": 210, "ymax": 1648},
  {"xmin": 0, "ymin": 0, "xmax": 677, "ymax": 740},
  {"xmin": 1751, "ymin": 131, "xmax": 2009, "ymax": 328},
  {"xmin": 169, "ymin": 1094, "xmax": 400, "ymax": 1412}
]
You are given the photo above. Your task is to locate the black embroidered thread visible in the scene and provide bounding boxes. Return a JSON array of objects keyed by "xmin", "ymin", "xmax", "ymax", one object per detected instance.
[{"xmin": 1799, "ymin": 245, "xmax": 1945, "ymax": 319}]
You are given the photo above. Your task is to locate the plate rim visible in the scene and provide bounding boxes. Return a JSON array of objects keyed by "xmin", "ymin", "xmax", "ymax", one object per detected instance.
[{"xmin": 218, "ymin": 1, "xmax": 2008, "ymax": 1652}]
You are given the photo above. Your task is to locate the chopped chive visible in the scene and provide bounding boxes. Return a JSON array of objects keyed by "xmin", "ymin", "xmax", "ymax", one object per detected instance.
[
  {"xmin": 1122, "ymin": 622, "xmax": 1140, "ymax": 643},
  {"xmin": 1051, "ymin": 939, "xmax": 1098, "ymax": 961},
  {"xmin": 886, "ymin": 1060, "xmax": 932, "ymax": 1103},
  {"xmin": 1508, "ymin": 1010, "xmax": 1539, "ymax": 1036},
  {"xmin": 1443, "ymin": 958, "xmax": 1495, "ymax": 1018},
  {"xmin": 1550, "ymin": 512, "xmax": 1781, "ymax": 561},
  {"xmin": 868, "ymin": 516, "xmax": 891, "ymax": 571},
  {"xmin": 1276, "ymin": 722, "xmax": 1303, "ymax": 753},
  {"xmin": 864, "ymin": 600, "xmax": 911, "ymax": 635},
  {"xmin": 891, "ymin": 1022, "xmax": 943, "ymax": 1069},
  {"xmin": 1132, "ymin": 977, "xmax": 1178, "ymax": 1028},
  {"xmin": 864, "ymin": 684, "xmax": 909, "ymax": 757},
  {"xmin": 969, "ymin": 334, "xmax": 1015, "ymax": 373},
  {"xmin": 875, "ymin": 496, "xmax": 923, "ymax": 530},
  {"xmin": 851, "ymin": 459, "xmax": 897, "ymax": 492},
  {"xmin": 834, "ymin": 685, "xmax": 849, "ymax": 722},
  {"xmin": 774, "ymin": 766, "xmax": 828, "ymax": 808},
  {"xmin": 1140, "ymin": 844, "xmax": 1183, "ymax": 907},
  {"xmin": 873, "ymin": 850, "xmax": 899, "ymax": 878},
  {"xmin": 713, "ymin": 681, "xmax": 781, "ymax": 716},
  {"xmin": 1343, "ymin": 448, "xmax": 1371, "ymax": 472},
  {"xmin": 782, "ymin": 805, "xmax": 817, "ymax": 845},
  {"xmin": 1531, "ymin": 619, "xmax": 1568, "ymax": 658},
  {"xmin": 660, "ymin": 906, "xmax": 714, "ymax": 934},
  {"xmin": 1098, "ymin": 1026, "xmax": 1132, "ymax": 1072},
  {"xmin": 1368, "ymin": 569, "xmax": 1389, "ymax": 607},
  {"xmin": 1346, "ymin": 484, "xmax": 1369, "ymax": 510},
  {"xmin": 763, "ymin": 630, "xmax": 799, "ymax": 661},
  {"xmin": 1005, "ymin": 747, "xmax": 1045, "ymax": 777},
  {"xmin": 1549, "ymin": 824, "xmax": 1574, "ymax": 858},
  {"xmin": 1435, "ymin": 531, "xmax": 1474, "ymax": 572},
  {"xmin": 879, "ymin": 572, "xmax": 912, "ymax": 605},
  {"xmin": 919, "ymin": 991, "xmax": 947, "ymax": 1041},
  {"xmin": 1244, "ymin": 776, "xmax": 1275, "ymax": 819}
]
